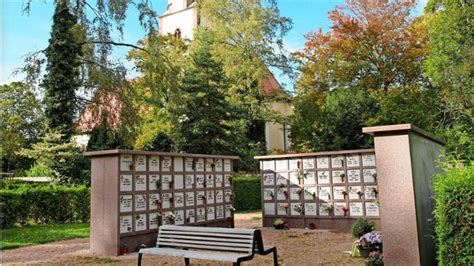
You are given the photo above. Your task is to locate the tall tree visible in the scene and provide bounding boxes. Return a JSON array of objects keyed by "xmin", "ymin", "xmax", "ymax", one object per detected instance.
[{"xmin": 42, "ymin": 0, "xmax": 82, "ymax": 140}]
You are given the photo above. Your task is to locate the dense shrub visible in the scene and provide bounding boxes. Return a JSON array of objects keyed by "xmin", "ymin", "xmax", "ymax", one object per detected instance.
[
  {"xmin": 434, "ymin": 164, "xmax": 474, "ymax": 265},
  {"xmin": 0, "ymin": 185, "xmax": 90, "ymax": 229},
  {"xmin": 352, "ymin": 218, "xmax": 375, "ymax": 238},
  {"xmin": 233, "ymin": 175, "xmax": 261, "ymax": 211}
]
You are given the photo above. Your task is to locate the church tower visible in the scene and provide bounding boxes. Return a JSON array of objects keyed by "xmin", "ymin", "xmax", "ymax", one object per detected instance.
[{"xmin": 159, "ymin": 0, "xmax": 198, "ymax": 39}]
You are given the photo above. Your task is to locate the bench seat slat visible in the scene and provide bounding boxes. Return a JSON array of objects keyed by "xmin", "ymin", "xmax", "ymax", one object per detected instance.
[
  {"xmin": 156, "ymin": 242, "xmax": 252, "ymax": 253},
  {"xmin": 160, "ymin": 225, "xmax": 255, "ymax": 234},
  {"xmin": 139, "ymin": 247, "xmax": 247, "ymax": 262},
  {"xmin": 158, "ymin": 230, "xmax": 253, "ymax": 239},
  {"xmin": 157, "ymin": 234, "xmax": 253, "ymax": 244},
  {"xmin": 157, "ymin": 238, "xmax": 253, "ymax": 248}
]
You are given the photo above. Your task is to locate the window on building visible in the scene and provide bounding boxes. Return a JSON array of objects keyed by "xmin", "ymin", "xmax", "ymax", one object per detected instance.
[{"xmin": 174, "ymin": 28, "xmax": 182, "ymax": 39}]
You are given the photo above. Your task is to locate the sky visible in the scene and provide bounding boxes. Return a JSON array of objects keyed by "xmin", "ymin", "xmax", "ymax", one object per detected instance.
[{"xmin": 0, "ymin": 0, "xmax": 428, "ymax": 90}]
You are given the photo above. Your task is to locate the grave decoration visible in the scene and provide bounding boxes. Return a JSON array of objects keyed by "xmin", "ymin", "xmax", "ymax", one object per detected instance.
[
  {"xmin": 255, "ymin": 149, "xmax": 379, "ymax": 230},
  {"xmin": 85, "ymin": 150, "xmax": 238, "ymax": 256}
]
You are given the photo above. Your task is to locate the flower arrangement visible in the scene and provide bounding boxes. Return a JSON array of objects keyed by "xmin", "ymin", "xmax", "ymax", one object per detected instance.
[
  {"xmin": 283, "ymin": 203, "xmax": 289, "ymax": 214},
  {"xmin": 325, "ymin": 204, "xmax": 334, "ymax": 214},
  {"xmin": 166, "ymin": 213, "xmax": 176, "ymax": 224},
  {"xmin": 155, "ymin": 180, "xmax": 161, "ymax": 189},
  {"xmin": 342, "ymin": 191, "xmax": 348, "ymax": 199},
  {"xmin": 268, "ymin": 191, "xmax": 274, "ymax": 199},
  {"xmin": 277, "ymin": 183, "xmax": 285, "ymax": 189},
  {"xmin": 357, "ymin": 191, "xmax": 364, "ymax": 199},
  {"xmin": 372, "ymin": 188, "xmax": 378, "ymax": 198},
  {"xmin": 283, "ymin": 190, "xmax": 289, "ymax": 199},
  {"xmin": 296, "ymin": 171, "xmax": 308, "ymax": 184},
  {"xmin": 294, "ymin": 204, "xmax": 305, "ymax": 215},
  {"xmin": 340, "ymin": 173, "xmax": 346, "ymax": 182},
  {"xmin": 341, "ymin": 206, "xmax": 349, "ymax": 216},
  {"xmin": 296, "ymin": 188, "xmax": 303, "ymax": 196}
]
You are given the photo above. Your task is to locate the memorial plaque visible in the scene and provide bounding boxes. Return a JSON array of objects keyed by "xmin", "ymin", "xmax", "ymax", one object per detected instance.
[
  {"xmin": 161, "ymin": 157, "xmax": 172, "ymax": 172},
  {"xmin": 264, "ymin": 188, "xmax": 275, "ymax": 201},
  {"xmin": 135, "ymin": 155, "xmax": 147, "ymax": 171},
  {"xmin": 290, "ymin": 187, "xmax": 302, "ymax": 200},
  {"xmin": 135, "ymin": 174, "xmax": 146, "ymax": 191},
  {"xmin": 362, "ymin": 154, "xmax": 376, "ymax": 167},
  {"xmin": 365, "ymin": 202, "xmax": 379, "ymax": 217},
  {"xmin": 264, "ymin": 203, "xmax": 275, "ymax": 215},
  {"xmin": 291, "ymin": 203, "xmax": 303, "ymax": 216},
  {"xmin": 196, "ymin": 174, "xmax": 205, "ymax": 188},
  {"xmin": 206, "ymin": 174, "xmax": 214, "ymax": 188},
  {"xmin": 186, "ymin": 209, "xmax": 196, "ymax": 223},
  {"xmin": 215, "ymin": 190, "xmax": 224, "ymax": 203},
  {"xmin": 149, "ymin": 213, "xmax": 159, "ymax": 229},
  {"xmin": 174, "ymin": 192, "xmax": 184, "ymax": 208},
  {"xmin": 277, "ymin": 203, "xmax": 288, "ymax": 215},
  {"xmin": 316, "ymin": 157, "xmax": 329, "ymax": 169},
  {"xmin": 319, "ymin": 203, "xmax": 330, "ymax": 216},
  {"xmin": 175, "ymin": 210, "xmax": 185, "ymax": 225},
  {"xmin": 276, "ymin": 188, "xmax": 287, "ymax": 200},
  {"xmin": 318, "ymin": 187, "xmax": 331, "ymax": 200},
  {"xmin": 120, "ymin": 155, "xmax": 133, "ymax": 171},
  {"xmin": 347, "ymin": 169, "xmax": 361, "ymax": 183},
  {"xmin": 224, "ymin": 189, "xmax": 232, "ymax": 203},
  {"xmin": 120, "ymin": 195, "xmax": 132, "ymax": 213},
  {"xmin": 149, "ymin": 193, "xmax": 160, "ymax": 210},
  {"xmin": 206, "ymin": 190, "xmax": 215, "ymax": 204},
  {"xmin": 333, "ymin": 186, "xmax": 346, "ymax": 200},
  {"xmin": 185, "ymin": 158, "xmax": 194, "ymax": 172},
  {"xmin": 149, "ymin": 156, "xmax": 160, "ymax": 171},
  {"xmin": 174, "ymin": 174, "xmax": 184, "ymax": 189},
  {"xmin": 215, "ymin": 159, "xmax": 223, "ymax": 171},
  {"xmin": 349, "ymin": 202, "xmax": 363, "ymax": 216},
  {"xmin": 276, "ymin": 173, "xmax": 288, "ymax": 185},
  {"xmin": 205, "ymin": 159, "xmax": 214, "ymax": 172},
  {"xmin": 331, "ymin": 155, "xmax": 345, "ymax": 168},
  {"xmin": 216, "ymin": 205, "xmax": 224, "ymax": 219},
  {"xmin": 303, "ymin": 158, "xmax": 315, "ymax": 169},
  {"xmin": 215, "ymin": 174, "xmax": 223, "ymax": 187},
  {"xmin": 349, "ymin": 186, "xmax": 362, "ymax": 200},
  {"xmin": 174, "ymin": 157, "xmax": 184, "ymax": 172},
  {"xmin": 262, "ymin": 160, "xmax": 275, "ymax": 171},
  {"xmin": 162, "ymin": 174, "xmax": 172, "ymax": 190},
  {"xmin": 162, "ymin": 193, "xmax": 172, "ymax": 209},
  {"xmin": 186, "ymin": 192, "xmax": 195, "ymax": 206},
  {"xmin": 332, "ymin": 170, "xmax": 345, "ymax": 184},
  {"xmin": 120, "ymin": 215, "xmax": 133, "ymax": 233},
  {"xmin": 185, "ymin": 174, "xmax": 194, "ymax": 189},
  {"xmin": 334, "ymin": 203, "xmax": 347, "ymax": 216},
  {"xmin": 196, "ymin": 191, "xmax": 205, "ymax": 206},
  {"xmin": 263, "ymin": 173, "xmax": 275, "ymax": 186},
  {"xmin": 363, "ymin": 169, "xmax": 377, "ymax": 183},
  {"xmin": 346, "ymin": 154, "xmax": 360, "ymax": 167},
  {"xmin": 149, "ymin": 174, "xmax": 160, "ymax": 190},
  {"xmin": 135, "ymin": 213, "xmax": 147, "ymax": 231},
  {"xmin": 207, "ymin": 207, "xmax": 215, "ymax": 221},
  {"xmin": 275, "ymin": 159, "xmax": 287, "ymax": 171},
  {"xmin": 224, "ymin": 159, "xmax": 231, "ymax": 172},
  {"xmin": 317, "ymin": 171, "xmax": 330, "ymax": 184},
  {"xmin": 304, "ymin": 187, "xmax": 316, "ymax": 200},
  {"xmin": 225, "ymin": 205, "xmax": 233, "ymax": 218},
  {"xmin": 120, "ymin": 175, "xmax": 132, "ymax": 192},
  {"xmin": 304, "ymin": 172, "xmax": 316, "ymax": 185},
  {"xmin": 224, "ymin": 174, "xmax": 232, "ymax": 187},
  {"xmin": 305, "ymin": 203, "xmax": 317, "ymax": 216},
  {"xmin": 196, "ymin": 208, "xmax": 206, "ymax": 222},
  {"xmin": 135, "ymin": 194, "xmax": 147, "ymax": 211},
  {"xmin": 289, "ymin": 172, "xmax": 299, "ymax": 185},
  {"xmin": 196, "ymin": 158, "xmax": 205, "ymax": 172},
  {"xmin": 364, "ymin": 186, "xmax": 378, "ymax": 200},
  {"xmin": 289, "ymin": 159, "xmax": 300, "ymax": 170}
]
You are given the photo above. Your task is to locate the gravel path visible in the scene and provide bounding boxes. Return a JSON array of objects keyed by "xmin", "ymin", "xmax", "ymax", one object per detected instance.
[{"xmin": 2, "ymin": 212, "xmax": 364, "ymax": 265}]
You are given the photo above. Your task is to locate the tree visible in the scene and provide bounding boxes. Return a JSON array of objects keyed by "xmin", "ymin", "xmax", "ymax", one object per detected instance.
[{"xmin": 42, "ymin": 0, "xmax": 82, "ymax": 140}]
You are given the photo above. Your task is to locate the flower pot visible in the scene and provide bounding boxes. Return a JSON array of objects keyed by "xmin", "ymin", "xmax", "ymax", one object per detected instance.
[
  {"xmin": 357, "ymin": 246, "xmax": 378, "ymax": 257},
  {"xmin": 273, "ymin": 223, "xmax": 285, "ymax": 230}
]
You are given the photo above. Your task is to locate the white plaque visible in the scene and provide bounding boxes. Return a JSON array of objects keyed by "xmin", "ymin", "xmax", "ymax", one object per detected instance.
[
  {"xmin": 149, "ymin": 193, "xmax": 160, "ymax": 210},
  {"xmin": 174, "ymin": 174, "xmax": 184, "ymax": 189},
  {"xmin": 135, "ymin": 213, "xmax": 147, "ymax": 231},
  {"xmin": 205, "ymin": 159, "xmax": 214, "ymax": 172},
  {"xmin": 215, "ymin": 159, "xmax": 223, "ymax": 171},
  {"xmin": 196, "ymin": 191, "xmax": 205, "ymax": 205},
  {"xmin": 349, "ymin": 186, "xmax": 362, "ymax": 199},
  {"xmin": 276, "ymin": 173, "xmax": 288, "ymax": 185},
  {"xmin": 120, "ymin": 175, "xmax": 132, "ymax": 192},
  {"xmin": 366, "ymin": 202, "xmax": 379, "ymax": 217},
  {"xmin": 149, "ymin": 213, "xmax": 159, "ymax": 229},
  {"xmin": 225, "ymin": 205, "xmax": 233, "ymax": 218},
  {"xmin": 362, "ymin": 154, "xmax": 376, "ymax": 167},
  {"xmin": 207, "ymin": 207, "xmax": 215, "ymax": 221},
  {"xmin": 120, "ymin": 215, "xmax": 133, "ymax": 233},
  {"xmin": 331, "ymin": 155, "xmax": 345, "ymax": 168},
  {"xmin": 277, "ymin": 203, "xmax": 288, "ymax": 215},
  {"xmin": 162, "ymin": 174, "xmax": 172, "ymax": 190},
  {"xmin": 349, "ymin": 202, "xmax": 363, "ymax": 216},
  {"xmin": 346, "ymin": 154, "xmax": 360, "ymax": 167},
  {"xmin": 224, "ymin": 159, "xmax": 231, "ymax": 172},
  {"xmin": 319, "ymin": 203, "xmax": 330, "ymax": 216},
  {"xmin": 275, "ymin": 160, "xmax": 287, "ymax": 171},
  {"xmin": 333, "ymin": 186, "xmax": 346, "ymax": 200},
  {"xmin": 215, "ymin": 174, "xmax": 223, "ymax": 187},
  {"xmin": 135, "ymin": 155, "xmax": 146, "ymax": 171},
  {"xmin": 317, "ymin": 171, "xmax": 330, "ymax": 184},
  {"xmin": 185, "ymin": 174, "xmax": 194, "ymax": 189},
  {"xmin": 334, "ymin": 203, "xmax": 347, "ymax": 216},
  {"xmin": 206, "ymin": 190, "xmax": 215, "ymax": 204},
  {"xmin": 262, "ymin": 160, "xmax": 274, "ymax": 171},
  {"xmin": 186, "ymin": 209, "xmax": 196, "ymax": 224},
  {"xmin": 304, "ymin": 172, "xmax": 316, "ymax": 185},
  {"xmin": 135, "ymin": 194, "xmax": 147, "ymax": 211},
  {"xmin": 303, "ymin": 158, "xmax": 315, "ymax": 169},
  {"xmin": 332, "ymin": 170, "xmax": 345, "ymax": 184},
  {"xmin": 186, "ymin": 192, "xmax": 195, "ymax": 206},
  {"xmin": 135, "ymin": 175, "xmax": 146, "ymax": 191},
  {"xmin": 174, "ymin": 157, "xmax": 184, "ymax": 172},
  {"xmin": 197, "ymin": 207, "xmax": 206, "ymax": 222},
  {"xmin": 263, "ymin": 173, "xmax": 275, "ymax": 186},
  {"xmin": 175, "ymin": 210, "xmax": 185, "ymax": 225},
  {"xmin": 196, "ymin": 158, "xmax": 205, "ymax": 172},
  {"xmin": 291, "ymin": 203, "xmax": 303, "ymax": 216},
  {"xmin": 162, "ymin": 193, "xmax": 172, "ymax": 209},
  {"xmin": 174, "ymin": 192, "xmax": 184, "ymax": 208},
  {"xmin": 305, "ymin": 203, "xmax": 317, "ymax": 216},
  {"xmin": 264, "ymin": 188, "xmax": 275, "ymax": 201},
  {"xmin": 347, "ymin": 169, "xmax": 361, "ymax": 183},
  {"xmin": 161, "ymin": 157, "xmax": 172, "ymax": 172},
  {"xmin": 224, "ymin": 174, "xmax": 232, "ymax": 187},
  {"xmin": 185, "ymin": 158, "xmax": 194, "ymax": 172},
  {"xmin": 196, "ymin": 175, "xmax": 205, "ymax": 188},
  {"xmin": 120, "ymin": 155, "xmax": 133, "ymax": 171},
  {"xmin": 264, "ymin": 203, "xmax": 275, "ymax": 215},
  {"xmin": 363, "ymin": 169, "xmax": 377, "ymax": 183},
  {"xmin": 364, "ymin": 186, "xmax": 378, "ymax": 200},
  {"xmin": 304, "ymin": 187, "xmax": 316, "ymax": 200},
  {"xmin": 317, "ymin": 157, "xmax": 329, "ymax": 169},
  {"xmin": 224, "ymin": 189, "xmax": 232, "ymax": 203},
  {"xmin": 120, "ymin": 195, "xmax": 132, "ymax": 213},
  {"xmin": 149, "ymin": 174, "xmax": 160, "ymax": 190},
  {"xmin": 290, "ymin": 187, "xmax": 302, "ymax": 200},
  {"xmin": 289, "ymin": 159, "xmax": 300, "ymax": 170},
  {"xmin": 206, "ymin": 174, "xmax": 214, "ymax": 188},
  {"xmin": 276, "ymin": 188, "xmax": 287, "ymax": 200},
  {"xmin": 318, "ymin": 187, "xmax": 331, "ymax": 200},
  {"xmin": 216, "ymin": 205, "xmax": 224, "ymax": 219},
  {"xmin": 216, "ymin": 190, "xmax": 224, "ymax": 203},
  {"xmin": 149, "ymin": 156, "xmax": 160, "ymax": 171}
]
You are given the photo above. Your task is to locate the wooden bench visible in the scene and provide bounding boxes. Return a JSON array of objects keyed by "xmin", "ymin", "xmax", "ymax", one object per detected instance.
[{"xmin": 138, "ymin": 225, "xmax": 277, "ymax": 266}]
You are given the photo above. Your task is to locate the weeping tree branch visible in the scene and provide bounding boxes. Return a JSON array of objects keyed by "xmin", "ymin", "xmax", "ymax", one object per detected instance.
[{"xmin": 79, "ymin": 41, "xmax": 149, "ymax": 53}]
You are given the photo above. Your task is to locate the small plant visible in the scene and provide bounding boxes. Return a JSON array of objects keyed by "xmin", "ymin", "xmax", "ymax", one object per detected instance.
[
  {"xmin": 273, "ymin": 218, "xmax": 285, "ymax": 229},
  {"xmin": 351, "ymin": 218, "xmax": 375, "ymax": 238},
  {"xmin": 366, "ymin": 251, "xmax": 384, "ymax": 266}
]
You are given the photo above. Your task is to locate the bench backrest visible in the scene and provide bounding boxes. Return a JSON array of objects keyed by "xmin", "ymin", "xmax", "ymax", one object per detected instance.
[{"xmin": 157, "ymin": 225, "xmax": 256, "ymax": 255}]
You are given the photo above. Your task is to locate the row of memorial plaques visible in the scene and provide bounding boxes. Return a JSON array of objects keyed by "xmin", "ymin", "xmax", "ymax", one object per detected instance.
[
  {"xmin": 261, "ymin": 154, "xmax": 376, "ymax": 171},
  {"xmin": 120, "ymin": 155, "xmax": 232, "ymax": 172},
  {"xmin": 119, "ymin": 174, "xmax": 232, "ymax": 192},
  {"xmin": 120, "ymin": 205, "xmax": 233, "ymax": 234},
  {"xmin": 120, "ymin": 190, "xmax": 233, "ymax": 213},
  {"xmin": 262, "ymin": 185, "xmax": 378, "ymax": 201},
  {"xmin": 263, "ymin": 202, "xmax": 379, "ymax": 217},
  {"xmin": 263, "ymin": 168, "xmax": 376, "ymax": 186}
]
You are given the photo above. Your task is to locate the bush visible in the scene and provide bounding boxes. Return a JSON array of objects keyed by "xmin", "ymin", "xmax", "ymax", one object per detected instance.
[
  {"xmin": 233, "ymin": 175, "xmax": 261, "ymax": 211},
  {"xmin": 0, "ymin": 185, "xmax": 90, "ymax": 229},
  {"xmin": 434, "ymin": 163, "xmax": 474, "ymax": 265},
  {"xmin": 352, "ymin": 218, "xmax": 375, "ymax": 238}
]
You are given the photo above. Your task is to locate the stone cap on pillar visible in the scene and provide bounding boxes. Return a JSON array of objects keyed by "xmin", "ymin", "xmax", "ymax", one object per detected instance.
[{"xmin": 362, "ymin": 124, "xmax": 445, "ymax": 145}]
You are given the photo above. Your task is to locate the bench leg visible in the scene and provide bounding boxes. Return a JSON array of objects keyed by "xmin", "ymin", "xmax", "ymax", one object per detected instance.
[
  {"xmin": 184, "ymin": 257, "xmax": 190, "ymax": 265},
  {"xmin": 272, "ymin": 249, "xmax": 278, "ymax": 266},
  {"xmin": 137, "ymin": 253, "xmax": 143, "ymax": 266},
  {"xmin": 233, "ymin": 263, "xmax": 240, "ymax": 266}
]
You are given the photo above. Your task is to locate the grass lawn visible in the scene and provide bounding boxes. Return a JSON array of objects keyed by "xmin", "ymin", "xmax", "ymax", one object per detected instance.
[{"xmin": 1, "ymin": 223, "xmax": 90, "ymax": 250}]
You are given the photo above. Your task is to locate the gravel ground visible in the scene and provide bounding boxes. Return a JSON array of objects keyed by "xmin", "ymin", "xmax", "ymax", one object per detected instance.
[{"xmin": 2, "ymin": 212, "xmax": 364, "ymax": 265}]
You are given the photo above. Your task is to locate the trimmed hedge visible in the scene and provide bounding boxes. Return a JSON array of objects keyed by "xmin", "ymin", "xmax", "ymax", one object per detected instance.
[
  {"xmin": 433, "ymin": 164, "xmax": 474, "ymax": 265},
  {"xmin": 0, "ymin": 185, "xmax": 90, "ymax": 229},
  {"xmin": 233, "ymin": 175, "xmax": 261, "ymax": 211}
]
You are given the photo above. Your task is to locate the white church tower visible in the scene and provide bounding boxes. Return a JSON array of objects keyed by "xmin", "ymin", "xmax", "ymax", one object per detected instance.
[{"xmin": 159, "ymin": 0, "xmax": 199, "ymax": 40}]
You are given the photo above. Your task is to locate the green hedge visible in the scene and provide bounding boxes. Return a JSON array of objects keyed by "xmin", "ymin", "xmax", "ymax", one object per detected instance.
[
  {"xmin": 233, "ymin": 175, "xmax": 261, "ymax": 211},
  {"xmin": 0, "ymin": 185, "xmax": 90, "ymax": 229},
  {"xmin": 433, "ymin": 164, "xmax": 474, "ymax": 265}
]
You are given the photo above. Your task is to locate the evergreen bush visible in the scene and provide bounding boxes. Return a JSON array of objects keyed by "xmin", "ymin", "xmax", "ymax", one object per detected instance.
[
  {"xmin": 352, "ymin": 218, "xmax": 375, "ymax": 238},
  {"xmin": 233, "ymin": 175, "xmax": 261, "ymax": 211}
]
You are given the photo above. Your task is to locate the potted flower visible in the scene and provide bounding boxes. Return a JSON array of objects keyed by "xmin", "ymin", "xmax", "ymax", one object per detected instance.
[
  {"xmin": 283, "ymin": 203, "xmax": 289, "ymax": 214},
  {"xmin": 294, "ymin": 204, "xmax": 304, "ymax": 215},
  {"xmin": 273, "ymin": 218, "xmax": 285, "ymax": 230},
  {"xmin": 341, "ymin": 206, "xmax": 349, "ymax": 216},
  {"xmin": 357, "ymin": 191, "xmax": 364, "ymax": 199},
  {"xmin": 340, "ymin": 173, "xmax": 346, "ymax": 182},
  {"xmin": 342, "ymin": 191, "xmax": 348, "ymax": 199},
  {"xmin": 166, "ymin": 213, "xmax": 176, "ymax": 225},
  {"xmin": 325, "ymin": 204, "xmax": 334, "ymax": 215}
]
